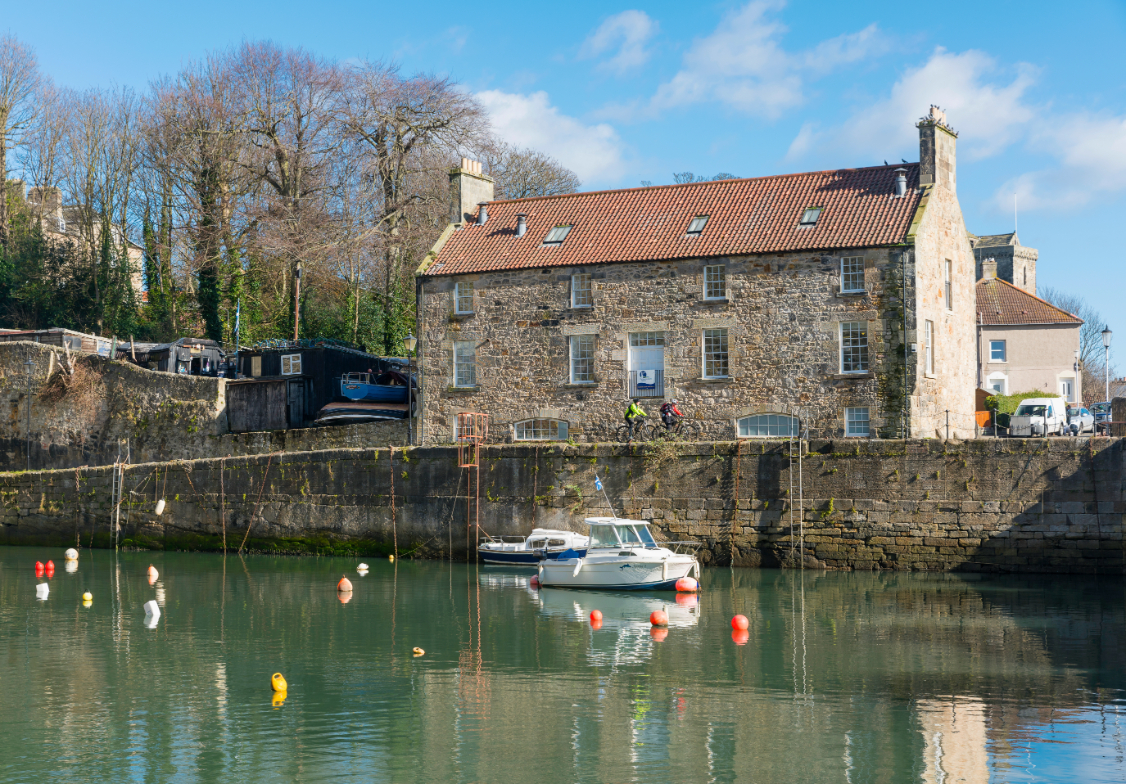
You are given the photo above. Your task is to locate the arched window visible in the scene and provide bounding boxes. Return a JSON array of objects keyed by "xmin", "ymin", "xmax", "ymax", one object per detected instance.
[
  {"xmin": 737, "ymin": 413, "xmax": 799, "ymax": 438},
  {"xmin": 514, "ymin": 418, "xmax": 568, "ymax": 441}
]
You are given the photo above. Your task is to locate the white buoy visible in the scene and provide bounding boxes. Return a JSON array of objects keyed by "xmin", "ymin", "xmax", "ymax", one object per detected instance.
[
  {"xmin": 64, "ymin": 547, "xmax": 79, "ymax": 561},
  {"xmin": 357, "ymin": 563, "xmax": 370, "ymax": 573},
  {"xmin": 155, "ymin": 499, "xmax": 166, "ymax": 516},
  {"xmin": 35, "ymin": 583, "xmax": 49, "ymax": 600},
  {"xmin": 144, "ymin": 600, "xmax": 161, "ymax": 618}
]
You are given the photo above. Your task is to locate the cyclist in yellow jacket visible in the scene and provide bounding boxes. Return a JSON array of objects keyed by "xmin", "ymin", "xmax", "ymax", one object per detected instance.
[{"xmin": 625, "ymin": 399, "xmax": 648, "ymax": 442}]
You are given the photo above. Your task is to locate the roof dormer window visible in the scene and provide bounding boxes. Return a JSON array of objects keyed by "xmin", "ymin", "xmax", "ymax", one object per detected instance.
[
  {"xmin": 686, "ymin": 215, "xmax": 709, "ymax": 236},
  {"xmin": 799, "ymin": 207, "xmax": 823, "ymax": 228},
  {"xmin": 543, "ymin": 225, "xmax": 572, "ymax": 246}
]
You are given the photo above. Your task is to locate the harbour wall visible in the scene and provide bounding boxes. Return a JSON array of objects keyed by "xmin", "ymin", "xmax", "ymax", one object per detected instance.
[{"xmin": 1, "ymin": 438, "xmax": 1124, "ymax": 573}]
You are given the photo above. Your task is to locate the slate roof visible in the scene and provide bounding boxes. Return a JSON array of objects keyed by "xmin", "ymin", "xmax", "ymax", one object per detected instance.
[
  {"xmin": 976, "ymin": 277, "xmax": 1082, "ymax": 326},
  {"xmin": 974, "ymin": 232, "xmax": 1018, "ymax": 248},
  {"xmin": 424, "ymin": 163, "xmax": 923, "ymax": 277}
]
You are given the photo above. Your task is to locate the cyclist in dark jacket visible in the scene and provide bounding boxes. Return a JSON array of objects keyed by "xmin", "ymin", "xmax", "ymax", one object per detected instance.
[{"xmin": 660, "ymin": 400, "xmax": 684, "ymax": 430}]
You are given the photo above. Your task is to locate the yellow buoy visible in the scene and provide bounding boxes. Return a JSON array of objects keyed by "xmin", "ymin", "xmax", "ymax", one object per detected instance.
[
  {"xmin": 82, "ymin": 592, "xmax": 92, "ymax": 602},
  {"xmin": 389, "ymin": 554, "xmax": 395, "ymax": 563},
  {"xmin": 271, "ymin": 672, "xmax": 287, "ymax": 692},
  {"xmin": 412, "ymin": 647, "xmax": 425, "ymax": 657}
]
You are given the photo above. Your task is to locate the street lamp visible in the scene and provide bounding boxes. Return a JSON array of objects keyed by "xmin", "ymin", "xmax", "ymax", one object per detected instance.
[
  {"xmin": 404, "ymin": 332, "xmax": 417, "ymax": 446},
  {"xmin": 23, "ymin": 356, "xmax": 34, "ymax": 472},
  {"xmin": 1074, "ymin": 349, "xmax": 1081, "ymax": 404},
  {"xmin": 1102, "ymin": 325, "xmax": 1113, "ymax": 404}
]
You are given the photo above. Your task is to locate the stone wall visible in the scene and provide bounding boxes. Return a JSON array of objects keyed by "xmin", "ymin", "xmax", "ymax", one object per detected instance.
[
  {"xmin": 419, "ymin": 249, "xmax": 916, "ymax": 445},
  {"xmin": 0, "ymin": 341, "xmax": 409, "ymax": 471},
  {"xmin": 2, "ymin": 437, "xmax": 1123, "ymax": 574}
]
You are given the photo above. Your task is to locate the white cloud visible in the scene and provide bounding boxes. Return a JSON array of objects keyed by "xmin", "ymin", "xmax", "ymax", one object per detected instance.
[
  {"xmin": 580, "ymin": 10, "xmax": 658, "ymax": 73},
  {"xmin": 785, "ymin": 49, "xmax": 1037, "ymax": 165},
  {"xmin": 998, "ymin": 113, "xmax": 1126, "ymax": 211},
  {"xmin": 477, "ymin": 89, "xmax": 627, "ymax": 183},
  {"xmin": 648, "ymin": 0, "xmax": 885, "ymax": 118}
]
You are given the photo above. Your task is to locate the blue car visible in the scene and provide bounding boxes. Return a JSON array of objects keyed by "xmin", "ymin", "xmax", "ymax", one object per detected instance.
[{"xmin": 1091, "ymin": 402, "xmax": 1112, "ymax": 434}]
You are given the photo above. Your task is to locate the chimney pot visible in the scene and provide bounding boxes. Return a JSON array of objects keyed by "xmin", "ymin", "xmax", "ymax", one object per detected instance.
[
  {"xmin": 476, "ymin": 202, "xmax": 488, "ymax": 225},
  {"xmin": 515, "ymin": 213, "xmax": 527, "ymax": 238},
  {"xmin": 893, "ymin": 168, "xmax": 908, "ymax": 198}
]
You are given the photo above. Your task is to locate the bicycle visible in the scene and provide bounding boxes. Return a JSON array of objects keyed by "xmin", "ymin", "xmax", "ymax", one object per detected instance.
[
  {"xmin": 648, "ymin": 418, "xmax": 701, "ymax": 441},
  {"xmin": 616, "ymin": 416, "xmax": 650, "ymax": 443}
]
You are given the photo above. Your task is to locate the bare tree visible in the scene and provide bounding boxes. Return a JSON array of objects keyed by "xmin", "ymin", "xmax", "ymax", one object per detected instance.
[
  {"xmin": 482, "ymin": 143, "xmax": 580, "ymax": 200},
  {"xmin": 0, "ymin": 33, "xmax": 43, "ymax": 248}
]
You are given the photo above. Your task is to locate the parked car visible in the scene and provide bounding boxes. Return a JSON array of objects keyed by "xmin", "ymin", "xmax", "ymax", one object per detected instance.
[
  {"xmin": 1067, "ymin": 405, "xmax": 1095, "ymax": 435},
  {"xmin": 1091, "ymin": 402, "xmax": 1112, "ymax": 434},
  {"xmin": 1009, "ymin": 397, "xmax": 1069, "ymax": 437}
]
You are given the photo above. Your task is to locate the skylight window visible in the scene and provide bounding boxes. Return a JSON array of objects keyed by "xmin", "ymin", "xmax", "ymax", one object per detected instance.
[
  {"xmin": 799, "ymin": 207, "xmax": 823, "ymax": 227},
  {"xmin": 543, "ymin": 225, "xmax": 572, "ymax": 246},
  {"xmin": 686, "ymin": 215, "xmax": 709, "ymax": 235}
]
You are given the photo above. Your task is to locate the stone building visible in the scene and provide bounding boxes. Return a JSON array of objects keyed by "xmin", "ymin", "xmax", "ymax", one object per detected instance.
[
  {"xmin": 971, "ymin": 232, "xmax": 1037, "ymax": 294},
  {"xmin": 415, "ymin": 108, "xmax": 977, "ymax": 444},
  {"xmin": 976, "ymin": 263, "xmax": 1082, "ymax": 401}
]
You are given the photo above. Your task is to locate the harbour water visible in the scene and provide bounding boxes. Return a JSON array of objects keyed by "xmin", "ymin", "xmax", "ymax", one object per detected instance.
[{"xmin": 1, "ymin": 545, "xmax": 1124, "ymax": 783}]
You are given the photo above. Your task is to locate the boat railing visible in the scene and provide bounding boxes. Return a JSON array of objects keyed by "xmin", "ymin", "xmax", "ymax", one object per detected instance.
[
  {"xmin": 341, "ymin": 372, "xmax": 373, "ymax": 385},
  {"xmin": 479, "ymin": 535, "xmax": 527, "ymax": 545},
  {"xmin": 661, "ymin": 540, "xmax": 703, "ymax": 555}
]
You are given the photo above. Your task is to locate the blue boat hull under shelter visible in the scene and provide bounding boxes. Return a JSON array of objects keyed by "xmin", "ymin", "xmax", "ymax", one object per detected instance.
[{"xmin": 339, "ymin": 370, "xmax": 413, "ymax": 403}]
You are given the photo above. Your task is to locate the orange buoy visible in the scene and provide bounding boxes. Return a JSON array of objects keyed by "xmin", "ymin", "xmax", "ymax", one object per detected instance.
[
  {"xmin": 675, "ymin": 576, "xmax": 698, "ymax": 592},
  {"xmin": 732, "ymin": 629, "xmax": 750, "ymax": 646},
  {"xmin": 337, "ymin": 575, "xmax": 353, "ymax": 592},
  {"xmin": 650, "ymin": 626, "xmax": 668, "ymax": 642},
  {"xmin": 591, "ymin": 618, "xmax": 603, "ymax": 630},
  {"xmin": 590, "ymin": 610, "xmax": 603, "ymax": 623},
  {"xmin": 650, "ymin": 610, "xmax": 669, "ymax": 627},
  {"xmin": 147, "ymin": 565, "xmax": 159, "ymax": 582},
  {"xmin": 731, "ymin": 614, "xmax": 749, "ymax": 631},
  {"xmin": 529, "ymin": 575, "xmax": 540, "ymax": 588}
]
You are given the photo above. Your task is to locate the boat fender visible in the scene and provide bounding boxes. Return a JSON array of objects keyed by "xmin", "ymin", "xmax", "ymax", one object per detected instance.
[
  {"xmin": 675, "ymin": 577, "xmax": 699, "ymax": 592},
  {"xmin": 572, "ymin": 559, "xmax": 584, "ymax": 578},
  {"xmin": 271, "ymin": 672, "xmax": 287, "ymax": 692},
  {"xmin": 155, "ymin": 499, "xmax": 166, "ymax": 516},
  {"xmin": 661, "ymin": 560, "xmax": 668, "ymax": 581}
]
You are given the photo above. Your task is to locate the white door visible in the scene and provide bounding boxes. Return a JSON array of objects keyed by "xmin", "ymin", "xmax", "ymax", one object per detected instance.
[
  {"xmin": 628, "ymin": 332, "xmax": 665, "ymax": 398},
  {"xmin": 1060, "ymin": 379, "xmax": 1074, "ymax": 403}
]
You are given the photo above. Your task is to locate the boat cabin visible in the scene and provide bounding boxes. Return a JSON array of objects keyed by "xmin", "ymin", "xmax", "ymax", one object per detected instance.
[{"xmin": 583, "ymin": 517, "xmax": 659, "ymax": 549}]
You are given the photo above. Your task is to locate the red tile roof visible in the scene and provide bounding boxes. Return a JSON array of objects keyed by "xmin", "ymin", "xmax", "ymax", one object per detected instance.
[
  {"xmin": 424, "ymin": 164, "xmax": 922, "ymax": 277},
  {"xmin": 976, "ymin": 277, "xmax": 1082, "ymax": 326}
]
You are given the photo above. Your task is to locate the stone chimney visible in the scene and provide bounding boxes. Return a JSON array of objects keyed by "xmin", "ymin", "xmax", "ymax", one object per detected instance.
[
  {"xmin": 917, "ymin": 105, "xmax": 958, "ymax": 193},
  {"xmin": 979, "ymin": 257, "xmax": 997, "ymax": 281},
  {"xmin": 449, "ymin": 158, "xmax": 494, "ymax": 225}
]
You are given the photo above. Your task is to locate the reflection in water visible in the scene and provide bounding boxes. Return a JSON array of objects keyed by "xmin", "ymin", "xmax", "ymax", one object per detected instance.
[{"xmin": 0, "ymin": 547, "xmax": 1123, "ymax": 783}]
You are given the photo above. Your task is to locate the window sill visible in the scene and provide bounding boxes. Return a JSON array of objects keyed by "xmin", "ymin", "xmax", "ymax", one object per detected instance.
[
  {"xmin": 564, "ymin": 381, "xmax": 598, "ymax": 388},
  {"xmin": 830, "ymin": 372, "xmax": 873, "ymax": 380},
  {"xmin": 450, "ymin": 312, "xmax": 475, "ymax": 321},
  {"xmin": 695, "ymin": 376, "xmax": 733, "ymax": 384},
  {"xmin": 447, "ymin": 385, "xmax": 479, "ymax": 393},
  {"xmin": 924, "ymin": 373, "xmax": 937, "ymax": 380},
  {"xmin": 701, "ymin": 297, "xmax": 729, "ymax": 305},
  {"xmin": 569, "ymin": 304, "xmax": 593, "ymax": 311},
  {"xmin": 837, "ymin": 290, "xmax": 867, "ymax": 298}
]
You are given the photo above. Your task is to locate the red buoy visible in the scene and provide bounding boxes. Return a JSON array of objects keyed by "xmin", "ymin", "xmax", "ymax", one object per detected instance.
[
  {"xmin": 675, "ymin": 577, "xmax": 699, "ymax": 592},
  {"xmin": 732, "ymin": 629, "xmax": 750, "ymax": 646},
  {"xmin": 650, "ymin": 626, "xmax": 668, "ymax": 642},
  {"xmin": 34, "ymin": 561, "xmax": 44, "ymax": 576},
  {"xmin": 591, "ymin": 618, "xmax": 603, "ymax": 630},
  {"xmin": 731, "ymin": 614, "xmax": 749, "ymax": 631},
  {"xmin": 337, "ymin": 575, "xmax": 353, "ymax": 592},
  {"xmin": 529, "ymin": 575, "xmax": 540, "ymax": 588},
  {"xmin": 590, "ymin": 610, "xmax": 603, "ymax": 623},
  {"xmin": 650, "ymin": 610, "xmax": 669, "ymax": 627},
  {"xmin": 45, "ymin": 561, "xmax": 55, "ymax": 578}
]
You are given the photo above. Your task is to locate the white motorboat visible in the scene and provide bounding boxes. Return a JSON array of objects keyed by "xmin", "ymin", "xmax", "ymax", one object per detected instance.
[
  {"xmin": 479, "ymin": 528, "xmax": 589, "ymax": 566},
  {"xmin": 537, "ymin": 517, "xmax": 699, "ymax": 591}
]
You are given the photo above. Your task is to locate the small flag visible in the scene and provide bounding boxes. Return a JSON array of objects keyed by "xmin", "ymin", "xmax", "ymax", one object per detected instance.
[{"xmin": 594, "ymin": 476, "xmax": 603, "ymax": 492}]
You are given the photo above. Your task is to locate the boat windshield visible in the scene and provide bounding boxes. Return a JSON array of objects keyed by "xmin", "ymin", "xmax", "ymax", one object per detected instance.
[
  {"xmin": 588, "ymin": 525, "xmax": 620, "ymax": 548},
  {"xmin": 635, "ymin": 526, "xmax": 657, "ymax": 547},
  {"xmin": 619, "ymin": 526, "xmax": 642, "ymax": 546}
]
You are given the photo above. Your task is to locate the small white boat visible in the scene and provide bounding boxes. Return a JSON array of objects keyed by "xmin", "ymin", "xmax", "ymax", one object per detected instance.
[
  {"xmin": 479, "ymin": 528, "xmax": 590, "ymax": 566},
  {"xmin": 537, "ymin": 517, "xmax": 699, "ymax": 591}
]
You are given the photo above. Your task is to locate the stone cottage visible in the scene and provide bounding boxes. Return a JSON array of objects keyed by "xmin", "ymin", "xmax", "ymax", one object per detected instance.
[{"xmin": 414, "ymin": 107, "xmax": 977, "ymax": 444}]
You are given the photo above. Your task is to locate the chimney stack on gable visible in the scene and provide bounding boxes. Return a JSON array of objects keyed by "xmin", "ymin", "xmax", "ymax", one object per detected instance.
[
  {"xmin": 449, "ymin": 158, "xmax": 494, "ymax": 225},
  {"xmin": 917, "ymin": 105, "xmax": 958, "ymax": 193},
  {"xmin": 980, "ymin": 257, "xmax": 998, "ymax": 281}
]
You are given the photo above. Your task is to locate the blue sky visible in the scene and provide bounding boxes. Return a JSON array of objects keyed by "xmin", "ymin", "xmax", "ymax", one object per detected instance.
[{"xmin": 8, "ymin": 0, "xmax": 1126, "ymax": 354}]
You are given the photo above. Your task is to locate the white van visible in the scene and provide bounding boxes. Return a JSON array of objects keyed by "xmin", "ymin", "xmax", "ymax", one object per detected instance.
[{"xmin": 1009, "ymin": 397, "xmax": 1069, "ymax": 437}]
